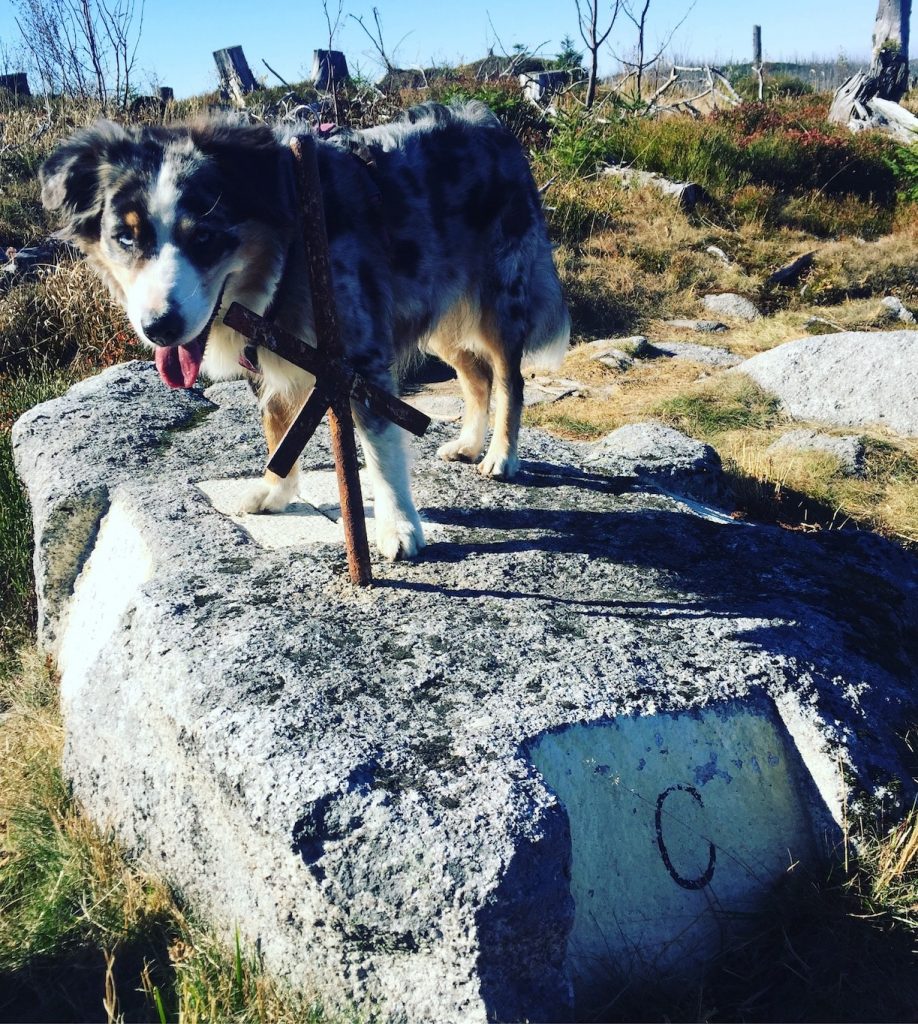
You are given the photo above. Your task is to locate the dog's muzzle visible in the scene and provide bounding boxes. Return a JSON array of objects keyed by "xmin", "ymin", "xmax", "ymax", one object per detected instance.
[{"xmin": 153, "ymin": 278, "xmax": 229, "ymax": 390}]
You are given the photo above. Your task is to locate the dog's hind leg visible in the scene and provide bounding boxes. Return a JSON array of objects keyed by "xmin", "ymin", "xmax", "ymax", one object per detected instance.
[
  {"xmin": 237, "ymin": 391, "xmax": 303, "ymax": 514},
  {"xmin": 428, "ymin": 340, "xmax": 492, "ymax": 465},
  {"xmin": 353, "ymin": 402, "xmax": 426, "ymax": 560},
  {"xmin": 477, "ymin": 340, "xmax": 523, "ymax": 480}
]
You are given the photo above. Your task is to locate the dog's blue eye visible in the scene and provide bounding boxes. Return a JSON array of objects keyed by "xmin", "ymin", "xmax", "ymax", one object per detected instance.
[{"xmin": 117, "ymin": 235, "xmax": 135, "ymax": 249}]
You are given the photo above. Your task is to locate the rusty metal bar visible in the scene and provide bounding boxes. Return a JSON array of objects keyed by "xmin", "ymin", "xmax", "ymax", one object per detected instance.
[
  {"xmin": 289, "ymin": 133, "xmax": 372, "ymax": 586},
  {"xmin": 267, "ymin": 386, "xmax": 331, "ymax": 478},
  {"xmin": 224, "ymin": 302, "xmax": 431, "ymax": 438}
]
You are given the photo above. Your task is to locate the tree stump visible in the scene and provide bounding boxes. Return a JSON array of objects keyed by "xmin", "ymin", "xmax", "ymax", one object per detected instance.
[
  {"xmin": 0, "ymin": 73, "xmax": 30, "ymax": 97},
  {"xmin": 311, "ymin": 50, "xmax": 349, "ymax": 91},
  {"xmin": 213, "ymin": 46, "xmax": 258, "ymax": 106},
  {"xmin": 829, "ymin": 0, "xmax": 914, "ymax": 136}
]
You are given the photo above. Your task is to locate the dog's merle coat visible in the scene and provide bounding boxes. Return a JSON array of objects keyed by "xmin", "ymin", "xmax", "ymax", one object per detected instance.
[{"xmin": 40, "ymin": 102, "xmax": 570, "ymax": 559}]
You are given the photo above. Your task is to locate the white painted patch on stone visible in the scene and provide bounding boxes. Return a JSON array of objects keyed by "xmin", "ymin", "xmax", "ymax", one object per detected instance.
[
  {"xmin": 529, "ymin": 701, "xmax": 826, "ymax": 995},
  {"xmin": 58, "ymin": 500, "xmax": 153, "ymax": 707},
  {"xmin": 403, "ymin": 393, "xmax": 464, "ymax": 422},
  {"xmin": 198, "ymin": 472, "xmax": 448, "ymax": 549}
]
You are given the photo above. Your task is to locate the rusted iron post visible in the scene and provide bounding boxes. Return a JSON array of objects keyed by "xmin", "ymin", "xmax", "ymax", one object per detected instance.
[{"xmin": 288, "ymin": 133, "xmax": 372, "ymax": 585}]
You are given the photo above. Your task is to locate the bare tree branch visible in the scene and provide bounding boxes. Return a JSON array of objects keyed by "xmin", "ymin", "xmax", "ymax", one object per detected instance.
[
  {"xmin": 574, "ymin": 0, "xmax": 622, "ymax": 108},
  {"xmin": 13, "ymin": 0, "xmax": 142, "ymax": 105},
  {"xmin": 261, "ymin": 58, "xmax": 290, "ymax": 87},
  {"xmin": 349, "ymin": 7, "xmax": 403, "ymax": 75},
  {"xmin": 615, "ymin": 0, "xmax": 696, "ymax": 101}
]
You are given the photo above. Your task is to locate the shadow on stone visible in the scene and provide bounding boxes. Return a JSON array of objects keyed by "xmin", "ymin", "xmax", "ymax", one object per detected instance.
[
  {"xmin": 396, "ymin": 501, "xmax": 916, "ymax": 681},
  {"xmin": 579, "ymin": 865, "xmax": 918, "ymax": 1022},
  {"xmin": 0, "ymin": 934, "xmax": 174, "ymax": 1024},
  {"xmin": 475, "ymin": 800, "xmax": 575, "ymax": 1023}
]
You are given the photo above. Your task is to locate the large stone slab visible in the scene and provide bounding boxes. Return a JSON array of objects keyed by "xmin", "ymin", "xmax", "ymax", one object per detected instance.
[
  {"xmin": 13, "ymin": 362, "xmax": 918, "ymax": 1022},
  {"xmin": 738, "ymin": 331, "xmax": 918, "ymax": 437}
]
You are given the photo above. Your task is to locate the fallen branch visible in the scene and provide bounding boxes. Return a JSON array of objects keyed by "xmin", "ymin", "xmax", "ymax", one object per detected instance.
[
  {"xmin": 262, "ymin": 59, "xmax": 290, "ymax": 87},
  {"xmin": 603, "ymin": 164, "xmax": 707, "ymax": 210},
  {"xmin": 643, "ymin": 64, "xmax": 741, "ymax": 116},
  {"xmin": 766, "ymin": 251, "xmax": 816, "ymax": 288}
]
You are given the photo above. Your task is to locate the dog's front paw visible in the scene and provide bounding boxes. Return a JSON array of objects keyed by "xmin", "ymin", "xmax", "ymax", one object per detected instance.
[
  {"xmin": 437, "ymin": 438, "xmax": 483, "ymax": 464},
  {"xmin": 477, "ymin": 450, "xmax": 520, "ymax": 480},
  {"xmin": 376, "ymin": 514, "xmax": 426, "ymax": 560},
  {"xmin": 237, "ymin": 478, "xmax": 296, "ymax": 515}
]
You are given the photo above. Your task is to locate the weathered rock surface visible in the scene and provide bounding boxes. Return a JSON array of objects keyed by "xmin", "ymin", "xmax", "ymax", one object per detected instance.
[
  {"xmin": 642, "ymin": 340, "xmax": 741, "ymax": 368},
  {"xmin": 584, "ymin": 421, "xmax": 725, "ymax": 503},
  {"xmin": 738, "ymin": 331, "xmax": 918, "ymax": 437},
  {"xmin": 767, "ymin": 430, "xmax": 867, "ymax": 478},
  {"xmin": 13, "ymin": 362, "xmax": 918, "ymax": 1022},
  {"xmin": 880, "ymin": 295, "xmax": 916, "ymax": 324},
  {"xmin": 703, "ymin": 293, "xmax": 762, "ymax": 322}
]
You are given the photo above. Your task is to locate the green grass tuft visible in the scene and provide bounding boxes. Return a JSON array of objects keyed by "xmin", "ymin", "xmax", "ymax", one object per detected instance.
[
  {"xmin": 655, "ymin": 375, "xmax": 783, "ymax": 437},
  {"xmin": 0, "ymin": 365, "xmax": 76, "ymax": 660}
]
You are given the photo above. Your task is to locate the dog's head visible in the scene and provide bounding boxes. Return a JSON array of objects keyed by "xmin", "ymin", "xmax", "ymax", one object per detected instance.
[{"xmin": 40, "ymin": 119, "xmax": 295, "ymax": 388}]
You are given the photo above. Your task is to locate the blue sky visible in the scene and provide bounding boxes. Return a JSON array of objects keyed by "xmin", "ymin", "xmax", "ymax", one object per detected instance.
[{"xmin": 0, "ymin": 0, "xmax": 888, "ymax": 98}]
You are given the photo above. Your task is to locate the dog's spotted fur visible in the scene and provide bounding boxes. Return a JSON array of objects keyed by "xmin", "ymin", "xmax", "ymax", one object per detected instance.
[{"xmin": 40, "ymin": 102, "xmax": 570, "ymax": 559}]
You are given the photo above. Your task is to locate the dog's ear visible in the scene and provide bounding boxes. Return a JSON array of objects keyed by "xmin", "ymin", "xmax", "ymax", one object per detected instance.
[
  {"xmin": 190, "ymin": 120, "xmax": 296, "ymax": 228},
  {"xmin": 40, "ymin": 120, "xmax": 131, "ymax": 242}
]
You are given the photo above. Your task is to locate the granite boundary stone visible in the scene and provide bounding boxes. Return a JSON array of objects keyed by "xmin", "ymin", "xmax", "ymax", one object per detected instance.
[{"xmin": 13, "ymin": 362, "xmax": 918, "ymax": 1021}]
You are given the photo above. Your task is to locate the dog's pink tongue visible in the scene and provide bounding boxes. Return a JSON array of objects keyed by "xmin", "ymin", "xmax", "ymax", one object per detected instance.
[{"xmin": 154, "ymin": 340, "xmax": 203, "ymax": 389}]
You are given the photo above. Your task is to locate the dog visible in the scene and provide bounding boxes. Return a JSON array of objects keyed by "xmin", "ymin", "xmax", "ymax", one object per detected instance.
[{"xmin": 39, "ymin": 101, "xmax": 570, "ymax": 559}]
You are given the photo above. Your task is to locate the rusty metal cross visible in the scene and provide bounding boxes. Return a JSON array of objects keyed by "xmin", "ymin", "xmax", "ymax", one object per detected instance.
[{"xmin": 222, "ymin": 134, "xmax": 430, "ymax": 586}]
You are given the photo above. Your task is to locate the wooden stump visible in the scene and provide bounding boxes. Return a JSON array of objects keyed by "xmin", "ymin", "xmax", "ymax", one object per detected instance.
[
  {"xmin": 311, "ymin": 50, "xmax": 349, "ymax": 91},
  {"xmin": 0, "ymin": 73, "xmax": 30, "ymax": 97},
  {"xmin": 213, "ymin": 46, "xmax": 258, "ymax": 106},
  {"xmin": 829, "ymin": 0, "xmax": 914, "ymax": 136}
]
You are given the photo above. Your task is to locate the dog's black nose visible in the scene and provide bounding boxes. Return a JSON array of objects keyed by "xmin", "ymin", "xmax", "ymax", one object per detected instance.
[{"xmin": 143, "ymin": 309, "xmax": 185, "ymax": 346}]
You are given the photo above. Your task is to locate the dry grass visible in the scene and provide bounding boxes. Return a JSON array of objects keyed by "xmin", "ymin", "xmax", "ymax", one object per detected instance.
[
  {"xmin": 525, "ymin": 357, "xmax": 707, "ymax": 438},
  {"xmin": 0, "ymin": 647, "xmax": 337, "ymax": 1024},
  {"xmin": 530, "ymin": 345, "xmax": 918, "ymax": 548},
  {"xmin": 0, "ymin": 257, "xmax": 134, "ymax": 373}
]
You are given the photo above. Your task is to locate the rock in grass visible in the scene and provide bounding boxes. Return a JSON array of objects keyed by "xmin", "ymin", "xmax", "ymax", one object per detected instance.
[
  {"xmin": 879, "ymin": 295, "xmax": 916, "ymax": 324},
  {"xmin": 767, "ymin": 429, "xmax": 866, "ymax": 478},
  {"xmin": 584, "ymin": 420, "xmax": 725, "ymax": 501},
  {"xmin": 705, "ymin": 244, "xmax": 731, "ymax": 264},
  {"xmin": 662, "ymin": 319, "xmax": 729, "ymax": 333},
  {"xmin": 578, "ymin": 336, "xmax": 648, "ymax": 358},
  {"xmin": 523, "ymin": 377, "xmax": 582, "ymax": 406},
  {"xmin": 738, "ymin": 331, "xmax": 918, "ymax": 437},
  {"xmin": 12, "ymin": 362, "xmax": 918, "ymax": 1021},
  {"xmin": 596, "ymin": 350, "xmax": 634, "ymax": 371},
  {"xmin": 642, "ymin": 340, "xmax": 742, "ymax": 368},
  {"xmin": 576, "ymin": 336, "xmax": 649, "ymax": 370},
  {"xmin": 703, "ymin": 293, "xmax": 763, "ymax": 322}
]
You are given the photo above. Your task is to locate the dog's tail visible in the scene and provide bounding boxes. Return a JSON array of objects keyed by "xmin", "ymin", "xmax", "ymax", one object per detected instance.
[{"xmin": 522, "ymin": 302, "xmax": 571, "ymax": 373}]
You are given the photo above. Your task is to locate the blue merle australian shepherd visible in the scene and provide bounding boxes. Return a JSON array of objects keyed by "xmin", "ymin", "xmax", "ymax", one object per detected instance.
[{"xmin": 40, "ymin": 102, "xmax": 570, "ymax": 559}]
